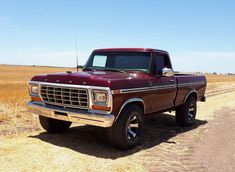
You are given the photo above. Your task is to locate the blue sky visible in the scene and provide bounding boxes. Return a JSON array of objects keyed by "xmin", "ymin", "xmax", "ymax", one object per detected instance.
[{"xmin": 0, "ymin": 0, "xmax": 235, "ymax": 73}]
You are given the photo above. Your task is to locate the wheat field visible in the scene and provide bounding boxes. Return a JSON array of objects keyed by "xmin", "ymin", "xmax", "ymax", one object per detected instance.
[
  {"xmin": 0, "ymin": 64, "xmax": 235, "ymax": 136},
  {"xmin": 0, "ymin": 65, "xmax": 75, "ymax": 135}
]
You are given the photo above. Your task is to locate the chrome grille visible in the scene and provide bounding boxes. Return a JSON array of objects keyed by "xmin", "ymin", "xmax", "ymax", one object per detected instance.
[{"xmin": 40, "ymin": 85, "xmax": 89, "ymax": 109}]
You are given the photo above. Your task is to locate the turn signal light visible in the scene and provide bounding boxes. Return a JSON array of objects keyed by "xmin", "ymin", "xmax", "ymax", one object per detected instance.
[
  {"xmin": 31, "ymin": 96, "xmax": 42, "ymax": 102},
  {"xmin": 92, "ymin": 105, "xmax": 111, "ymax": 111}
]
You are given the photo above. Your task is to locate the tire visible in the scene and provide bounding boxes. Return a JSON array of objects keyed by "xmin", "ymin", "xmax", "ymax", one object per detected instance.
[
  {"xmin": 176, "ymin": 96, "xmax": 197, "ymax": 127},
  {"xmin": 107, "ymin": 105, "xmax": 144, "ymax": 150},
  {"xmin": 39, "ymin": 116, "xmax": 72, "ymax": 133}
]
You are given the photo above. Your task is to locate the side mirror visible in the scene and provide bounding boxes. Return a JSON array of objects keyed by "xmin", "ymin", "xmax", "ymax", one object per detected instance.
[{"xmin": 162, "ymin": 67, "xmax": 174, "ymax": 77}]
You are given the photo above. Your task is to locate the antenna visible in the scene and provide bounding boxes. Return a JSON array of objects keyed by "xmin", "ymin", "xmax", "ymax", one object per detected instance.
[{"xmin": 75, "ymin": 34, "xmax": 78, "ymax": 72}]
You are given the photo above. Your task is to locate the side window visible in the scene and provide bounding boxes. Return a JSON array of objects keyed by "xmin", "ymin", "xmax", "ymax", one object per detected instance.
[
  {"xmin": 154, "ymin": 54, "xmax": 171, "ymax": 75},
  {"xmin": 92, "ymin": 55, "xmax": 107, "ymax": 67}
]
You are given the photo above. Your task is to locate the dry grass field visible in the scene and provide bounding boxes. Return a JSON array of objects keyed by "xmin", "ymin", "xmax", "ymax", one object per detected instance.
[
  {"xmin": 0, "ymin": 65, "xmax": 75, "ymax": 135},
  {"xmin": 0, "ymin": 65, "xmax": 235, "ymax": 172},
  {"xmin": 0, "ymin": 64, "xmax": 235, "ymax": 135}
]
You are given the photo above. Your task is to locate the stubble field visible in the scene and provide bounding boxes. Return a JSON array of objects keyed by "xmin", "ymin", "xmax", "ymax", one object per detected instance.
[
  {"xmin": 0, "ymin": 65, "xmax": 235, "ymax": 172},
  {"xmin": 0, "ymin": 65, "xmax": 75, "ymax": 134}
]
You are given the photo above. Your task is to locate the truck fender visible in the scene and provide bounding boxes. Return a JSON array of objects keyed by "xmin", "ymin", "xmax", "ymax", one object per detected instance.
[
  {"xmin": 115, "ymin": 98, "xmax": 145, "ymax": 122},
  {"xmin": 184, "ymin": 90, "xmax": 198, "ymax": 103}
]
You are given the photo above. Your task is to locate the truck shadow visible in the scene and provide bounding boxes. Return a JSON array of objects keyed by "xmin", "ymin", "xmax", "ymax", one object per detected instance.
[{"xmin": 29, "ymin": 113, "xmax": 207, "ymax": 159}]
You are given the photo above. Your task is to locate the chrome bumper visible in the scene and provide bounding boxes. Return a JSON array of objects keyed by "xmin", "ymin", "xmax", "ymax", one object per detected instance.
[{"xmin": 27, "ymin": 102, "xmax": 115, "ymax": 127}]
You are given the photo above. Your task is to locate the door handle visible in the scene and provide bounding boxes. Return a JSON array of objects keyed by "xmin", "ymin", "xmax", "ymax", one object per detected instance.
[{"xmin": 170, "ymin": 79, "xmax": 175, "ymax": 83}]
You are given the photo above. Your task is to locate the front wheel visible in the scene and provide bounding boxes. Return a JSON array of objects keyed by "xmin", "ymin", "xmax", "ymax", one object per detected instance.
[
  {"xmin": 176, "ymin": 96, "xmax": 197, "ymax": 127},
  {"xmin": 107, "ymin": 105, "xmax": 144, "ymax": 150},
  {"xmin": 39, "ymin": 116, "xmax": 72, "ymax": 133}
]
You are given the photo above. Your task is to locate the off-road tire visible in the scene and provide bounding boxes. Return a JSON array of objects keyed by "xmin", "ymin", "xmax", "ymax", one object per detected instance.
[
  {"xmin": 39, "ymin": 116, "xmax": 72, "ymax": 133},
  {"xmin": 107, "ymin": 105, "xmax": 144, "ymax": 150},
  {"xmin": 176, "ymin": 96, "xmax": 197, "ymax": 127}
]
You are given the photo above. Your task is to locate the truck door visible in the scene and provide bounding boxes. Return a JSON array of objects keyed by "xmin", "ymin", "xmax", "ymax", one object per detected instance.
[{"xmin": 148, "ymin": 53, "xmax": 177, "ymax": 112}]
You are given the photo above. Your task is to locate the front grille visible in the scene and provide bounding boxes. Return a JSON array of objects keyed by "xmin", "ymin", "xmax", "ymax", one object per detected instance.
[{"xmin": 40, "ymin": 85, "xmax": 89, "ymax": 109}]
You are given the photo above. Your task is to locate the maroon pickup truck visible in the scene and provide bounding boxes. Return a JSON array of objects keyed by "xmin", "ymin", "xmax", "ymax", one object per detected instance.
[{"xmin": 28, "ymin": 48, "xmax": 206, "ymax": 149}]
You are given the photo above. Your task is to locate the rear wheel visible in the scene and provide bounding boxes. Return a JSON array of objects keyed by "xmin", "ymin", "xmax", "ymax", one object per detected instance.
[
  {"xmin": 107, "ymin": 105, "xmax": 144, "ymax": 149},
  {"xmin": 39, "ymin": 116, "xmax": 72, "ymax": 133},
  {"xmin": 176, "ymin": 96, "xmax": 197, "ymax": 127}
]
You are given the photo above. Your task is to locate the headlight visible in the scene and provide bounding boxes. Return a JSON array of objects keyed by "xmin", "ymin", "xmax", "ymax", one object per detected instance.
[
  {"xmin": 29, "ymin": 84, "xmax": 39, "ymax": 95},
  {"xmin": 92, "ymin": 90, "xmax": 108, "ymax": 104}
]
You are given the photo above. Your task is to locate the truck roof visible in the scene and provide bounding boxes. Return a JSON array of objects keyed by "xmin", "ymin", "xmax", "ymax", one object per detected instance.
[{"xmin": 93, "ymin": 48, "xmax": 168, "ymax": 54}]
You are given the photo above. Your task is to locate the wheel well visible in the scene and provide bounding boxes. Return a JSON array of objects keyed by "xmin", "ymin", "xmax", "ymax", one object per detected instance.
[
  {"xmin": 126, "ymin": 101, "xmax": 145, "ymax": 114},
  {"xmin": 115, "ymin": 100, "xmax": 145, "ymax": 122},
  {"xmin": 185, "ymin": 91, "xmax": 198, "ymax": 102}
]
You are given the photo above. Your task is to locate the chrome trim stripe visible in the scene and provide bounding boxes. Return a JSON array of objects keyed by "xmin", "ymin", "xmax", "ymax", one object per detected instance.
[
  {"xmin": 178, "ymin": 81, "xmax": 205, "ymax": 88},
  {"xmin": 112, "ymin": 84, "xmax": 177, "ymax": 94},
  {"xmin": 111, "ymin": 81, "xmax": 205, "ymax": 95}
]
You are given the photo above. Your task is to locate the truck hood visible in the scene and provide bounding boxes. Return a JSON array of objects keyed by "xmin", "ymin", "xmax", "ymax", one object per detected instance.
[{"xmin": 31, "ymin": 71, "xmax": 149, "ymax": 90}]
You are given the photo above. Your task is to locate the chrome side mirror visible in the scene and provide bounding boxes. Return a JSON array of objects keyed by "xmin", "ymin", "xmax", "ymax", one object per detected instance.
[{"xmin": 162, "ymin": 67, "xmax": 174, "ymax": 77}]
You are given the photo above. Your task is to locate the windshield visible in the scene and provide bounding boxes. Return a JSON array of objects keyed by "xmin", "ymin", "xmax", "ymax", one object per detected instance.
[{"xmin": 85, "ymin": 52, "xmax": 151, "ymax": 72}]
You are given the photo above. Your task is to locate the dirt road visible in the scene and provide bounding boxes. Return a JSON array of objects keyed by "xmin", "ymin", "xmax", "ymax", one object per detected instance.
[
  {"xmin": 192, "ymin": 108, "xmax": 235, "ymax": 172},
  {"xmin": 1, "ymin": 91, "xmax": 235, "ymax": 172}
]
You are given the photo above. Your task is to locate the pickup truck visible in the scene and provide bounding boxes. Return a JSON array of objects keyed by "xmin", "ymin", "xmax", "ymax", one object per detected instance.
[{"xmin": 28, "ymin": 48, "xmax": 207, "ymax": 149}]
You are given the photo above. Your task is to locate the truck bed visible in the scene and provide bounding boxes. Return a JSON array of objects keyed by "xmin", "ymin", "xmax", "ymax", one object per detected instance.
[{"xmin": 174, "ymin": 74, "xmax": 207, "ymax": 107}]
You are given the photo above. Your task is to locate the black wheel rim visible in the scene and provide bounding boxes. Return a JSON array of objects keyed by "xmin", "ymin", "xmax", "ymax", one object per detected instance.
[{"xmin": 126, "ymin": 114, "xmax": 139, "ymax": 141}]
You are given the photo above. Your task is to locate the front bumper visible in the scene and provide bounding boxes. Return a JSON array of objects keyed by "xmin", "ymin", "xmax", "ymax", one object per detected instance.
[{"xmin": 27, "ymin": 102, "xmax": 115, "ymax": 127}]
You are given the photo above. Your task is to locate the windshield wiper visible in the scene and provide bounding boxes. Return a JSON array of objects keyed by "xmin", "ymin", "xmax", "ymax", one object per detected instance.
[
  {"xmin": 103, "ymin": 68, "xmax": 126, "ymax": 73},
  {"xmin": 83, "ymin": 67, "xmax": 96, "ymax": 72},
  {"xmin": 83, "ymin": 67, "xmax": 126, "ymax": 73}
]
